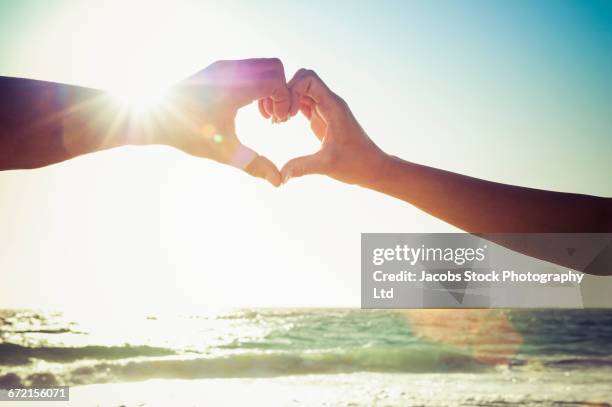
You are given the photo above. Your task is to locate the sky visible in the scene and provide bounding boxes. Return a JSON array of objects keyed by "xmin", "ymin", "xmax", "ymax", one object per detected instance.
[{"xmin": 0, "ymin": 0, "xmax": 611, "ymax": 312}]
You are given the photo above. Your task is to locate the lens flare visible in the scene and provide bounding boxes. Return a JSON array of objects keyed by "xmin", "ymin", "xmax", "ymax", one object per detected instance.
[{"xmin": 111, "ymin": 83, "xmax": 169, "ymax": 115}]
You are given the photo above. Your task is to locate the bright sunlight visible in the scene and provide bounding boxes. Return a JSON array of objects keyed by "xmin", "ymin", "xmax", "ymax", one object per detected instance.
[{"xmin": 110, "ymin": 84, "xmax": 170, "ymax": 115}]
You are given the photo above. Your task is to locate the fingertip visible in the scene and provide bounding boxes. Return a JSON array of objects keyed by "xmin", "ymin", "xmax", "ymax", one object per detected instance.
[
  {"xmin": 258, "ymin": 99, "xmax": 271, "ymax": 119},
  {"xmin": 272, "ymin": 98, "xmax": 291, "ymax": 123},
  {"xmin": 289, "ymin": 103, "xmax": 300, "ymax": 118},
  {"xmin": 264, "ymin": 98, "xmax": 274, "ymax": 118},
  {"xmin": 299, "ymin": 103, "xmax": 312, "ymax": 119},
  {"xmin": 267, "ymin": 169, "xmax": 282, "ymax": 187},
  {"xmin": 268, "ymin": 172, "xmax": 282, "ymax": 187}
]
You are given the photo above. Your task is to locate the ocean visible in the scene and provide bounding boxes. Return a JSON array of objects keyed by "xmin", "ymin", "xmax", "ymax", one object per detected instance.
[{"xmin": 0, "ymin": 308, "xmax": 611, "ymax": 406}]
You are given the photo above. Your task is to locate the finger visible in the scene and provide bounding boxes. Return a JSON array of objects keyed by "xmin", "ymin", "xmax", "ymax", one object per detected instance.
[
  {"xmin": 272, "ymin": 90, "xmax": 290, "ymax": 122},
  {"xmin": 258, "ymin": 59, "xmax": 290, "ymax": 121},
  {"xmin": 189, "ymin": 58, "xmax": 281, "ymax": 87},
  {"xmin": 289, "ymin": 72, "xmax": 343, "ymax": 126},
  {"xmin": 299, "ymin": 96, "xmax": 315, "ymax": 119},
  {"xmin": 228, "ymin": 144, "xmax": 280, "ymax": 187},
  {"xmin": 289, "ymin": 83, "xmax": 301, "ymax": 117},
  {"xmin": 244, "ymin": 58, "xmax": 290, "ymax": 121},
  {"xmin": 263, "ymin": 98, "xmax": 274, "ymax": 121},
  {"xmin": 300, "ymin": 102, "xmax": 312, "ymax": 120},
  {"xmin": 208, "ymin": 58, "xmax": 284, "ymax": 81},
  {"xmin": 287, "ymin": 69, "xmax": 338, "ymax": 115},
  {"xmin": 245, "ymin": 154, "xmax": 282, "ymax": 187},
  {"xmin": 206, "ymin": 58, "xmax": 290, "ymax": 119},
  {"xmin": 280, "ymin": 151, "xmax": 328, "ymax": 184},
  {"xmin": 258, "ymin": 99, "xmax": 270, "ymax": 119},
  {"xmin": 256, "ymin": 80, "xmax": 289, "ymax": 122},
  {"xmin": 301, "ymin": 95, "xmax": 316, "ymax": 105}
]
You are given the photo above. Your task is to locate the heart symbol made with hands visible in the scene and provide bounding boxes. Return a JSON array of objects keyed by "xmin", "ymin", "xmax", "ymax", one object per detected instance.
[{"xmin": 161, "ymin": 58, "xmax": 387, "ymax": 188}]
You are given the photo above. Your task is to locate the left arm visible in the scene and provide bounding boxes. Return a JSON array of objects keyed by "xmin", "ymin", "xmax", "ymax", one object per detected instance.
[
  {"xmin": 0, "ymin": 77, "xmax": 128, "ymax": 170},
  {"xmin": 0, "ymin": 58, "xmax": 291, "ymax": 186}
]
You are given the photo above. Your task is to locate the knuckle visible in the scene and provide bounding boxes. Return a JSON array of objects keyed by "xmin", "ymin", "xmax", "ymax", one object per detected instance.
[
  {"xmin": 267, "ymin": 57, "xmax": 283, "ymax": 68},
  {"xmin": 210, "ymin": 60, "xmax": 228, "ymax": 70},
  {"xmin": 334, "ymin": 94, "xmax": 349, "ymax": 109},
  {"xmin": 296, "ymin": 68, "xmax": 316, "ymax": 80},
  {"xmin": 272, "ymin": 86, "xmax": 289, "ymax": 101},
  {"xmin": 305, "ymin": 69, "xmax": 317, "ymax": 79}
]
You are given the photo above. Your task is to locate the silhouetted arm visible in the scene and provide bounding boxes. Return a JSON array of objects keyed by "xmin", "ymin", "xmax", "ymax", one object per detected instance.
[
  {"xmin": 0, "ymin": 77, "xmax": 129, "ymax": 170},
  {"xmin": 279, "ymin": 68, "xmax": 612, "ymax": 273},
  {"xmin": 0, "ymin": 59, "xmax": 291, "ymax": 185},
  {"xmin": 369, "ymin": 157, "xmax": 611, "ymax": 234}
]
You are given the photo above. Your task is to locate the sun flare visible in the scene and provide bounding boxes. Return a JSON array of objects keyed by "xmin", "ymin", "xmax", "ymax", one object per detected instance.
[{"xmin": 111, "ymin": 84, "xmax": 170, "ymax": 115}]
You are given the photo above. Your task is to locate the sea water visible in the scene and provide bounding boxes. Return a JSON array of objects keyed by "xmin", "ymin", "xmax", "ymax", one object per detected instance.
[{"xmin": 0, "ymin": 309, "xmax": 611, "ymax": 405}]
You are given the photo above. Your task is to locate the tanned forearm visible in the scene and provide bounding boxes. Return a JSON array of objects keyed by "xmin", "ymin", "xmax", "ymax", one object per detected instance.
[
  {"xmin": 280, "ymin": 68, "xmax": 611, "ymax": 274},
  {"xmin": 364, "ymin": 156, "xmax": 612, "ymax": 274},
  {"xmin": 368, "ymin": 155, "xmax": 610, "ymax": 234}
]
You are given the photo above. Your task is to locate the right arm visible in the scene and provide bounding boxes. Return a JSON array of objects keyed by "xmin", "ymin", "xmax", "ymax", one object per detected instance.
[{"xmin": 279, "ymin": 69, "xmax": 612, "ymax": 273}]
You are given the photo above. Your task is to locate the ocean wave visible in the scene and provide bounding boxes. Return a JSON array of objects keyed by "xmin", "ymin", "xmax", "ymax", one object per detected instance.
[
  {"xmin": 0, "ymin": 346, "xmax": 489, "ymax": 387},
  {"xmin": 544, "ymin": 357, "xmax": 612, "ymax": 368},
  {"xmin": 213, "ymin": 308, "xmax": 366, "ymax": 321},
  {"xmin": 2, "ymin": 309, "xmax": 612, "ymax": 390},
  {"xmin": 2, "ymin": 346, "xmax": 612, "ymax": 388},
  {"xmin": 0, "ymin": 342, "xmax": 176, "ymax": 366},
  {"xmin": 9, "ymin": 328, "xmax": 77, "ymax": 334}
]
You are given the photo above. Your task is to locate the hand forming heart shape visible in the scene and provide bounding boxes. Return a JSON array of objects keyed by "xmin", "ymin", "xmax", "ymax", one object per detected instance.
[{"xmin": 154, "ymin": 58, "xmax": 388, "ymax": 188}]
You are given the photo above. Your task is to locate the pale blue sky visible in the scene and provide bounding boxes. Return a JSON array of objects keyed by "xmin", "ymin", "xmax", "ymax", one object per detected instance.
[{"xmin": 0, "ymin": 0, "xmax": 610, "ymax": 311}]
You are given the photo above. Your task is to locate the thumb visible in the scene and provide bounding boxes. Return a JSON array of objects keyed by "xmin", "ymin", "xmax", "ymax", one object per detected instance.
[
  {"xmin": 229, "ymin": 144, "xmax": 281, "ymax": 187},
  {"xmin": 244, "ymin": 154, "xmax": 282, "ymax": 187},
  {"xmin": 280, "ymin": 151, "xmax": 328, "ymax": 184}
]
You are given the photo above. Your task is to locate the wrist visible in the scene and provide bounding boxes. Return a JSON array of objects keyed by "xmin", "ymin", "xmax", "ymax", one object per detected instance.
[
  {"xmin": 137, "ymin": 83, "xmax": 215, "ymax": 149},
  {"xmin": 121, "ymin": 103, "xmax": 188, "ymax": 148},
  {"xmin": 119, "ymin": 115, "xmax": 154, "ymax": 146},
  {"xmin": 96, "ymin": 93, "xmax": 167, "ymax": 147},
  {"xmin": 357, "ymin": 149, "xmax": 396, "ymax": 189}
]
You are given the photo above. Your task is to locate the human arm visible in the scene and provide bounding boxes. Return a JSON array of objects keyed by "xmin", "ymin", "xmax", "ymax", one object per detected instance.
[
  {"xmin": 0, "ymin": 58, "xmax": 291, "ymax": 185},
  {"xmin": 279, "ymin": 69, "xmax": 612, "ymax": 272}
]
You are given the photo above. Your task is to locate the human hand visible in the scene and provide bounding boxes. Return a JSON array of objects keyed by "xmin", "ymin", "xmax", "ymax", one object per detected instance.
[
  {"xmin": 160, "ymin": 58, "xmax": 291, "ymax": 186},
  {"xmin": 279, "ymin": 69, "xmax": 389, "ymax": 186}
]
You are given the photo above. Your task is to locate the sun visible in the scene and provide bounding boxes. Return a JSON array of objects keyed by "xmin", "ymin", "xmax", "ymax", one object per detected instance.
[{"xmin": 110, "ymin": 83, "xmax": 170, "ymax": 115}]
